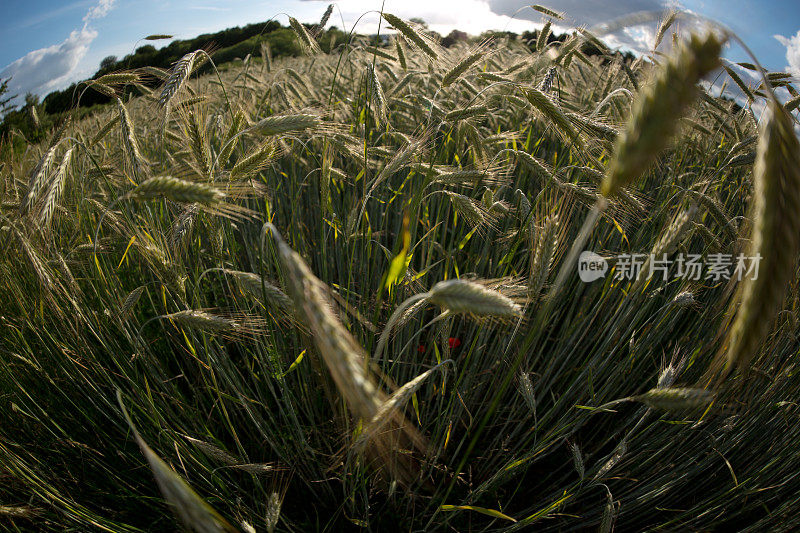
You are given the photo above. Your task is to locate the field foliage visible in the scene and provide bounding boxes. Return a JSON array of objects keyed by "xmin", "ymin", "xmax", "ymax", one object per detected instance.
[{"xmin": 1, "ymin": 8, "xmax": 800, "ymax": 532}]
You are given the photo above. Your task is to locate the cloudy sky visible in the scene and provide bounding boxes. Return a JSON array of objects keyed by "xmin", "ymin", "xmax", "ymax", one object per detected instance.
[{"xmin": 1, "ymin": 0, "xmax": 799, "ymax": 105}]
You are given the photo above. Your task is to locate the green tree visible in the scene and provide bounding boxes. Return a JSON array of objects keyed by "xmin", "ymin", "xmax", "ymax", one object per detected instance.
[
  {"xmin": 0, "ymin": 77, "xmax": 16, "ymax": 115},
  {"xmin": 100, "ymin": 55, "xmax": 118, "ymax": 70}
]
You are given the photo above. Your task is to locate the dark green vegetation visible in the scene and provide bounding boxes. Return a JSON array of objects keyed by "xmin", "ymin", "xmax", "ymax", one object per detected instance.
[{"xmin": 1, "ymin": 7, "xmax": 800, "ymax": 532}]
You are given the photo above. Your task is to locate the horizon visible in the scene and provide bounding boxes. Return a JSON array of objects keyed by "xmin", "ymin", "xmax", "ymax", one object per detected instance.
[{"xmin": 1, "ymin": 0, "xmax": 798, "ymax": 107}]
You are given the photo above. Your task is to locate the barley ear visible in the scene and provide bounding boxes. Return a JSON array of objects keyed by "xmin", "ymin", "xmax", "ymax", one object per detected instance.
[
  {"xmin": 288, "ymin": 17, "xmax": 321, "ymax": 54},
  {"xmin": 722, "ymin": 101, "xmax": 800, "ymax": 374},
  {"xmin": 428, "ymin": 279, "xmax": 522, "ymax": 318},
  {"xmin": 530, "ymin": 5, "xmax": 564, "ymax": 20},
  {"xmin": 116, "ymin": 391, "xmax": 238, "ymax": 532},
  {"xmin": 159, "ymin": 51, "xmax": 197, "ymax": 109},
  {"xmin": 602, "ymin": 32, "xmax": 723, "ymax": 197},
  {"xmin": 634, "ymin": 387, "xmax": 715, "ymax": 413},
  {"xmin": 653, "ymin": 10, "xmax": 678, "ymax": 51},
  {"xmin": 382, "ymin": 13, "xmax": 438, "ymax": 60},
  {"xmin": 529, "ymin": 215, "xmax": 559, "ymax": 299}
]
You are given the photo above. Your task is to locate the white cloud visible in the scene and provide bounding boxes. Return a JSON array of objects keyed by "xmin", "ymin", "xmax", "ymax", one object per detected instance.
[
  {"xmin": 190, "ymin": 6, "xmax": 232, "ymax": 12},
  {"xmin": 1, "ymin": 0, "xmax": 116, "ymax": 103},
  {"xmin": 1, "ymin": 27, "xmax": 97, "ymax": 99},
  {"xmin": 488, "ymin": 0, "xmax": 666, "ymax": 27},
  {"xmin": 84, "ymin": 0, "xmax": 116, "ymax": 23},
  {"xmin": 301, "ymin": 0, "xmax": 540, "ymax": 37},
  {"xmin": 775, "ymin": 30, "xmax": 800, "ymax": 79},
  {"xmin": 302, "ymin": 0, "xmax": 675, "ymax": 55}
]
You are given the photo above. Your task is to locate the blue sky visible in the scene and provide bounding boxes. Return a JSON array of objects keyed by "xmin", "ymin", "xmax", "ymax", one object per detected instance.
[{"xmin": 1, "ymin": 0, "xmax": 798, "ymax": 104}]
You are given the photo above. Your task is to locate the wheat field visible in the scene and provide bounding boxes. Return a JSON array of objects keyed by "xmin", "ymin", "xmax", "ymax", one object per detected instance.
[{"xmin": 1, "ymin": 7, "xmax": 800, "ymax": 532}]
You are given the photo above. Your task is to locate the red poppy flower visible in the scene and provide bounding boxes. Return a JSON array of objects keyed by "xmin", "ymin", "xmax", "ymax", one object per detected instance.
[
  {"xmin": 448, "ymin": 337, "xmax": 461, "ymax": 349},
  {"xmin": 417, "ymin": 344, "xmax": 426, "ymax": 353}
]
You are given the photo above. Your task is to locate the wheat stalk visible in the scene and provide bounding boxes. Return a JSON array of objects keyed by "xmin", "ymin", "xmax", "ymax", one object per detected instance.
[
  {"xmin": 223, "ymin": 269, "xmax": 292, "ymax": 310},
  {"xmin": 166, "ymin": 310, "xmax": 239, "ymax": 333},
  {"xmin": 312, "ymin": 4, "xmax": 334, "ymax": 37},
  {"xmin": 393, "ymin": 36, "xmax": 408, "ymax": 71}
]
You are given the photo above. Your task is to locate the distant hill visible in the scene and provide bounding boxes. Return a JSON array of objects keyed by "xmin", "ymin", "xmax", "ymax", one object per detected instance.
[
  {"xmin": 0, "ymin": 19, "xmax": 346, "ymax": 148},
  {"xmin": 0, "ymin": 19, "xmax": 622, "ymax": 151}
]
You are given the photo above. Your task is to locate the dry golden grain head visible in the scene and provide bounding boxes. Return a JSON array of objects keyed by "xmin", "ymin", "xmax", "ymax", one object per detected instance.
[
  {"xmin": 515, "ymin": 189, "xmax": 532, "ymax": 220},
  {"xmin": 231, "ymin": 141, "xmax": 280, "ymax": 179},
  {"xmin": 724, "ymin": 100, "xmax": 800, "ymax": 373},
  {"xmin": 516, "ymin": 371, "xmax": 536, "ymax": 411},
  {"xmin": 229, "ymin": 463, "xmax": 283, "ymax": 475},
  {"xmin": 602, "ymin": 32, "xmax": 724, "ymax": 197},
  {"xmin": 538, "ymin": 66, "xmax": 557, "ymax": 92},
  {"xmin": 522, "ymin": 86, "xmax": 582, "ymax": 144},
  {"xmin": 536, "ymin": 21, "xmax": 552, "ymax": 52},
  {"xmin": 185, "ymin": 113, "xmax": 211, "ymax": 176},
  {"xmin": 516, "ymin": 150, "xmax": 555, "ymax": 183},
  {"xmin": 355, "ymin": 361, "xmax": 451, "ymax": 450},
  {"xmin": 0, "ymin": 506, "xmax": 40, "ymax": 519},
  {"xmin": 96, "ymin": 72, "xmax": 142, "ymax": 87},
  {"xmin": 117, "ymin": 98, "xmax": 146, "ymax": 178},
  {"xmin": 671, "ymin": 290, "xmax": 696, "ymax": 308},
  {"xmin": 443, "ymin": 191, "xmax": 496, "ymax": 230},
  {"xmin": 314, "ymin": 4, "xmax": 334, "ymax": 37},
  {"xmin": 394, "ymin": 36, "xmax": 408, "ymax": 70},
  {"xmin": 444, "ymin": 105, "xmax": 488, "ymax": 123},
  {"xmin": 429, "ymin": 279, "xmax": 522, "ymax": 318},
  {"xmin": 21, "ymin": 145, "xmax": 59, "ymax": 214},
  {"xmin": 600, "ymin": 489, "xmax": 617, "ymax": 533},
  {"xmin": 653, "ymin": 10, "xmax": 678, "ymax": 51},
  {"xmin": 652, "ymin": 205, "xmax": 696, "ymax": 257},
  {"xmin": 36, "ymin": 146, "xmax": 74, "ymax": 227},
  {"xmin": 88, "ymin": 115, "xmax": 120, "ymax": 147}
]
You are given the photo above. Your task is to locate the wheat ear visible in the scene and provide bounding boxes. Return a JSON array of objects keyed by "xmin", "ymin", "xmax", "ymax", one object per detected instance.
[
  {"xmin": 382, "ymin": 13, "xmax": 438, "ymax": 60},
  {"xmin": 602, "ymin": 33, "xmax": 724, "ymax": 197},
  {"xmin": 722, "ymin": 101, "xmax": 800, "ymax": 374}
]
